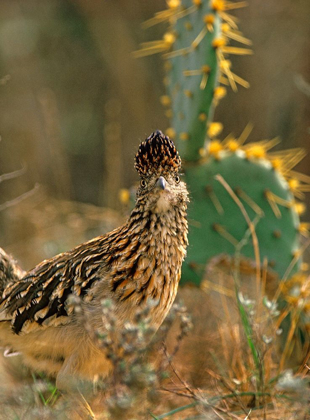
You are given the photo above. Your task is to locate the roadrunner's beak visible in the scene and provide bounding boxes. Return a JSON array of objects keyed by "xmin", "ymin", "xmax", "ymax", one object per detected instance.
[{"xmin": 156, "ymin": 176, "xmax": 166, "ymax": 190}]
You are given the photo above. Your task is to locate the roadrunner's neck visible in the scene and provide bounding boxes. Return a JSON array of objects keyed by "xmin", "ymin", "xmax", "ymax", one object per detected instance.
[{"xmin": 109, "ymin": 198, "xmax": 188, "ymax": 326}]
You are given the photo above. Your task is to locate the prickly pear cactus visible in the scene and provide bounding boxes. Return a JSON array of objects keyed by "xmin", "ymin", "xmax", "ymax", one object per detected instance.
[{"xmin": 135, "ymin": 0, "xmax": 309, "ymax": 285}]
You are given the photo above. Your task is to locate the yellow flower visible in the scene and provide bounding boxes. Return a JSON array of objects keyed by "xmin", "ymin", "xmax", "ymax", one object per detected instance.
[
  {"xmin": 208, "ymin": 122, "xmax": 223, "ymax": 138},
  {"xmin": 226, "ymin": 139, "xmax": 239, "ymax": 152},
  {"xmin": 119, "ymin": 189, "xmax": 130, "ymax": 205},
  {"xmin": 208, "ymin": 140, "xmax": 223, "ymax": 158}
]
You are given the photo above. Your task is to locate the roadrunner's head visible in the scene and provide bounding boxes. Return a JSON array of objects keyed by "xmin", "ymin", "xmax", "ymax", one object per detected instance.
[{"xmin": 135, "ymin": 131, "xmax": 188, "ymax": 213}]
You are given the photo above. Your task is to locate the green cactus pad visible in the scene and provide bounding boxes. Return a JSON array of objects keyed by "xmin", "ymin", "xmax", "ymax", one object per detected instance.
[
  {"xmin": 165, "ymin": 1, "xmax": 221, "ymax": 161},
  {"xmin": 182, "ymin": 151, "xmax": 301, "ymax": 284}
]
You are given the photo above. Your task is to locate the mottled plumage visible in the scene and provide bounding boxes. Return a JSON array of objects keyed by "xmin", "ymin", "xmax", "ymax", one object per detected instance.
[
  {"xmin": 0, "ymin": 248, "xmax": 25, "ymax": 296},
  {"xmin": 0, "ymin": 130, "xmax": 189, "ymax": 390}
]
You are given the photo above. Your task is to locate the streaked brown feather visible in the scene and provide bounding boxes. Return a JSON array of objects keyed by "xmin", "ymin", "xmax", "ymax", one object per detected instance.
[{"xmin": 0, "ymin": 130, "xmax": 189, "ymax": 386}]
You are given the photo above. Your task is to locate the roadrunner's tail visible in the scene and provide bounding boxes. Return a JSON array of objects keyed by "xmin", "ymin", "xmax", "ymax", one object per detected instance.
[{"xmin": 0, "ymin": 248, "xmax": 24, "ymax": 296}]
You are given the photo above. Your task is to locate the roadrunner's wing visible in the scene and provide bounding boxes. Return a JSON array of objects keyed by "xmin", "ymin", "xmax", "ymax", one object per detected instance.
[{"xmin": 0, "ymin": 236, "xmax": 112, "ymax": 334}]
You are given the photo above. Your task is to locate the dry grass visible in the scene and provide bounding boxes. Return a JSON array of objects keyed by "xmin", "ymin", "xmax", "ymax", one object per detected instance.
[{"xmin": 0, "ymin": 266, "xmax": 308, "ymax": 419}]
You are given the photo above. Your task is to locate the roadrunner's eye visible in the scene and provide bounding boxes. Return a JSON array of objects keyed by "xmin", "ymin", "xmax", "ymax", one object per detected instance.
[
  {"xmin": 175, "ymin": 175, "xmax": 180, "ymax": 184},
  {"xmin": 140, "ymin": 179, "xmax": 147, "ymax": 188}
]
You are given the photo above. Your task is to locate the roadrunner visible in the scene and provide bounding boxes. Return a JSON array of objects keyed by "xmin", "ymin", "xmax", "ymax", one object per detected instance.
[{"xmin": 0, "ymin": 131, "xmax": 189, "ymax": 390}]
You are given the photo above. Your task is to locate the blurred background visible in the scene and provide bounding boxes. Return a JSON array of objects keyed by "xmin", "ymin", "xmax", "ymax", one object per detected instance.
[{"xmin": 0, "ymin": 0, "xmax": 309, "ymax": 270}]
